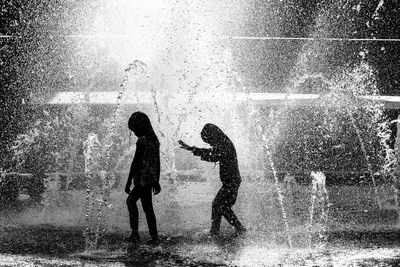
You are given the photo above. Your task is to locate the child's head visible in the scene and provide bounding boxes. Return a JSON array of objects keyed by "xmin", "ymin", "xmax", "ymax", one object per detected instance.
[
  {"xmin": 128, "ymin": 111, "xmax": 152, "ymax": 137},
  {"xmin": 200, "ymin": 123, "xmax": 228, "ymax": 146}
]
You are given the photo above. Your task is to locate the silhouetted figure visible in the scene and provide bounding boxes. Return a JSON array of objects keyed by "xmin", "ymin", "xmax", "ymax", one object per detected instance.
[
  {"xmin": 179, "ymin": 123, "xmax": 246, "ymax": 237},
  {"xmin": 125, "ymin": 111, "xmax": 161, "ymax": 246}
]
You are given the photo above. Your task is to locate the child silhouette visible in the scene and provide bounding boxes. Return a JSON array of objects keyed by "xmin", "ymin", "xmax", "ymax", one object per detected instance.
[
  {"xmin": 179, "ymin": 123, "xmax": 246, "ymax": 237},
  {"xmin": 125, "ymin": 111, "xmax": 161, "ymax": 246}
]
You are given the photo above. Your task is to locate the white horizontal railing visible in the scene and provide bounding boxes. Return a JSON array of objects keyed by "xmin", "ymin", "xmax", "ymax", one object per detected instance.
[
  {"xmin": 42, "ymin": 91, "xmax": 400, "ymax": 108},
  {"xmin": 1, "ymin": 170, "xmax": 382, "ymax": 178}
]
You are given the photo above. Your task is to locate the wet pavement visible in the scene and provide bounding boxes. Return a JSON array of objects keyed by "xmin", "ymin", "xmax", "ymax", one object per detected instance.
[
  {"xmin": 1, "ymin": 225, "xmax": 400, "ymax": 266},
  {"xmin": 1, "ymin": 183, "xmax": 400, "ymax": 266}
]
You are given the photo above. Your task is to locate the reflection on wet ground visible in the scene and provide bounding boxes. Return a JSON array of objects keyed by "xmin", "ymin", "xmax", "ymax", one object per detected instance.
[
  {"xmin": 1, "ymin": 182, "xmax": 400, "ymax": 266},
  {"xmin": 1, "ymin": 224, "xmax": 400, "ymax": 266}
]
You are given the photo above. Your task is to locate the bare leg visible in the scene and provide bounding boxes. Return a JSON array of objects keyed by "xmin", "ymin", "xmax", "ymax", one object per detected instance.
[
  {"xmin": 140, "ymin": 186, "xmax": 158, "ymax": 240},
  {"xmin": 126, "ymin": 187, "xmax": 141, "ymax": 241}
]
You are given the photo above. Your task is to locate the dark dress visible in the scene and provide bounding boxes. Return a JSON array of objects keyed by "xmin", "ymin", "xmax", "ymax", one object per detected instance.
[
  {"xmin": 126, "ymin": 136, "xmax": 160, "ymax": 240},
  {"xmin": 193, "ymin": 138, "xmax": 245, "ymax": 235}
]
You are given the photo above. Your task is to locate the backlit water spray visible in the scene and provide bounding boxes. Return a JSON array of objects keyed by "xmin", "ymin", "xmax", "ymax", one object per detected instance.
[
  {"xmin": 221, "ymin": 45, "xmax": 293, "ymax": 247},
  {"xmin": 150, "ymin": 71, "xmax": 205, "ymax": 183},
  {"xmin": 309, "ymin": 171, "xmax": 330, "ymax": 249},
  {"xmin": 247, "ymin": 94, "xmax": 292, "ymax": 248},
  {"xmin": 326, "ymin": 63, "xmax": 387, "ymax": 210},
  {"xmin": 82, "ymin": 60, "xmax": 146, "ymax": 250},
  {"xmin": 82, "ymin": 133, "xmax": 101, "ymax": 250},
  {"xmin": 348, "ymin": 110, "xmax": 381, "ymax": 208}
]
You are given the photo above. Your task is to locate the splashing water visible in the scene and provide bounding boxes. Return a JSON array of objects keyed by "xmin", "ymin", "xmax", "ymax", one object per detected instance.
[
  {"xmin": 248, "ymin": 102, "xmax": 293, "ymax": 248},
  {"xmin": 348, "ymin": 111, "xmax": 381, "ymax": 209},
  {"xmin": 82, "ymin": 60, "xmax": 147, "ymax": 251},
  {"xmin": 309, "ymin": 171, "xmax": 330, "ymax": 249},
  {"xmin": 82, "ymin": 132, "xmax": 101, "ymax": 250},
  {"xmin": 227, "ymin": 53, "xmax": 293, "ymax": 247},
  {"xmin": 325, "ymin": 63, "xmax": 384, "ymax": 209},
  {"xmin": 150, "ymin": 65, "xmax": 212, "ymax": 182},
  {"xmin": 202, "ymin": 43, "xmax": 291, "ymax": 245}
]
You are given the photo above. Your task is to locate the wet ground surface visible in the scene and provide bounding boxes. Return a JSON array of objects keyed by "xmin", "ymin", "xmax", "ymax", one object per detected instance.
[
  {"xmin": 1, "ymin": 224, "xmax": 400, "ymax": 266},
  {"xmin": 1, "ymin": 183, "xmax": 400, "ymax": 266}
]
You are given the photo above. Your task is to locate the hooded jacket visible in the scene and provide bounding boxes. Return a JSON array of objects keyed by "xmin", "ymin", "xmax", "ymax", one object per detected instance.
[{"xmin": 193, "ymin": 124, "xmax": 241, "ymax": 187}]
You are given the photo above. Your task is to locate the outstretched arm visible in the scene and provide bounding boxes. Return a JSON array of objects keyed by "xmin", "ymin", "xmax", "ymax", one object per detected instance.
[
  {"xmin": 178, "ymin": 140, "xmax": 195, "ymax": 151},
  {"xmin": 178, "ymin": 140, "xmax": 222, "ymax": 162},
  {"xmin": 193, "ymin": 147, "xmax": 222, "ymax": 162}
]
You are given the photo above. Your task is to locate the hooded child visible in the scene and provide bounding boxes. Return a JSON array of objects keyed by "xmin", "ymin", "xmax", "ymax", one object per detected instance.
[{"xmin": 179, "ymin": 123, "xmax": 246, "ymax": 237}]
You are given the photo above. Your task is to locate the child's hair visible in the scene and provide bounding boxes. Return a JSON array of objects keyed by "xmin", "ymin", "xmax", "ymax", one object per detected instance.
[{"xmin": 128, "ymin": 111, "xmax": 160, "ymax": 145}]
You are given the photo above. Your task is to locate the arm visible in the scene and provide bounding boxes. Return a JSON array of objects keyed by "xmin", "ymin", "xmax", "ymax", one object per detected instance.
[
  {"xmin": 156, "ymin": 151, "xmax": 161, "ymax": 183},
  {"xmin": 125, "ymin": 163, "xmax": 134, "ymax": 194},
  {"xmin": 193, "ymin": 147, "xmax": 222, "ymax": 162},
  {"xmin": 125, "ymin": 139, "xmax": 145, "ymax": 194},
  {"xmin": 178, "ymin": 140, "xmax": 195, "ymax": 151},
  {"xmin": 152, "ymin": 147, "xmax": 161, "ymax": 195},
  {"xmin": 179, "ymin": 140, "xmax": 222, "ymax": 162}
]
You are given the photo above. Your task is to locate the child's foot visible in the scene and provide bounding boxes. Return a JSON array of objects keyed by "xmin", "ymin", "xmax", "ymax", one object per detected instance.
[
  {"xmin": 126, "ymin": 233, "xmax": 141, "ymax": 243},
  {"xmin": 206, "ymin": 230, "xmax": 219, "ymax": 240},
  {"xmin": 234, "ymin": 227, "xmax": 247, "ymax": 237}
]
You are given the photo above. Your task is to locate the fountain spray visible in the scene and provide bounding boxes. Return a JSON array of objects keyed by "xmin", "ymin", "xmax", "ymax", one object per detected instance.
[{"xmin": 83, "ymin": 60, "xmax": 145, "ymax": 251}]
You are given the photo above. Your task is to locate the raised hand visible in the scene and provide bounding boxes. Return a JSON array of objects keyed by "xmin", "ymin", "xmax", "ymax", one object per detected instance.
[
  {"xmin": 153, "ymin": 183, "xmax": 161, "ymax": 195},
  {"xmin": 178, "ymin": 140, "xmax": 192, "ymax": 150}
]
